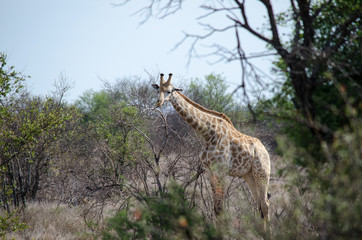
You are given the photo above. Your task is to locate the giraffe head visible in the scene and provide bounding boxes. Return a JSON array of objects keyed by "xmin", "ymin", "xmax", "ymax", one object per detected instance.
[{"xmin": 152, "ymin": 73, "xmax": 183, "ymax": 107}]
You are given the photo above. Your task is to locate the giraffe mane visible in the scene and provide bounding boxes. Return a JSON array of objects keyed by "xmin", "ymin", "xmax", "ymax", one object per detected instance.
[{"xmin": 176, "ymin": 92, "xmax": 234, "ymax": 126}]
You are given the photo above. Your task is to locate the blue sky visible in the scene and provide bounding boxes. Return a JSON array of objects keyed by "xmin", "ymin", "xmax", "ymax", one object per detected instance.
[{"xmin": 0, "ymin": 0, "xmax": 289, "ymax": 102}]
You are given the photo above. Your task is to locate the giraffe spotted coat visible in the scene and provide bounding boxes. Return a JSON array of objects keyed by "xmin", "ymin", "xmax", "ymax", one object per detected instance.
[{"xmin": 152, "ymin": 73, "xmax": 271, "ymax": 228}]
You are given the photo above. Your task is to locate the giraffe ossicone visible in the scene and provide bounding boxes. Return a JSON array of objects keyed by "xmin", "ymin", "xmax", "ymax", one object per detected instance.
[{"xmin": 152, "ymin": 73, "xmax": 271, "ymax": 229}]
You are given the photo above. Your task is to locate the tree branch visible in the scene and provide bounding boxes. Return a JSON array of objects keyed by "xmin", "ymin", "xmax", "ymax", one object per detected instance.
[
  {"xmin": 291, "ymin": 0, "xmax": 301, "ymax": 47},
  {"xmin": 324, "ymin": 13, "xmax": 361, "ymax": 56},
  {"xmin": 260, "ymin": 0, "xmax": 283, "ymax": 49},
  {"xmin": 296, "ymin": 0, "xmax": 314, "ymax": 47}
]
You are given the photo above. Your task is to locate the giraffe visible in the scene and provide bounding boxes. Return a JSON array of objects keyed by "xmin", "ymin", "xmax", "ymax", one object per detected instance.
[{"xmin": 152, "ymin": 73, "xmax": 271, "ymax": 229}]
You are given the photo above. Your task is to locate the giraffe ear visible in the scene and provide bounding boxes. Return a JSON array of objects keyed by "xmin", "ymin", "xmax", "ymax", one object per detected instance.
[
  {"xmin": 172, "ymin": 87, "xmax": 183, "ymax": 92},
  {"xmin": 151, "ymin": 84, "xmax": 159, "ymax": 91}
]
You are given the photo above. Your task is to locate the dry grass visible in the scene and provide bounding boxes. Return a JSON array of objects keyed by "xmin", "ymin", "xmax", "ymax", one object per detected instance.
[
  {"xmin": 5, "ymin": 201, "xmax": 101, "ymax": 240},
  {"xmin": 4, "ymin": 121, "xmax": 290, "ymax": 239},
  {"xmin": 4, "ymin": 160, "xmax": 289, "ymax": 239}
]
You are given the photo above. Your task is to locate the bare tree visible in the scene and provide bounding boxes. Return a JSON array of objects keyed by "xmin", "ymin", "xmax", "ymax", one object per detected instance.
[
  {"xmin": 51, "ymin": 72, "xmax": 74, "ymax": 105},
  {"xmin": 118, "ymin": 0, "xmax": 360, "ymax": 136}
]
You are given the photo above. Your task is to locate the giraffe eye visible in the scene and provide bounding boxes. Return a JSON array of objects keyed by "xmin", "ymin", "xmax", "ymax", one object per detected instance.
[{"xmin": 164, "ymin": 91, "xmax": 171, "ymax": 98}]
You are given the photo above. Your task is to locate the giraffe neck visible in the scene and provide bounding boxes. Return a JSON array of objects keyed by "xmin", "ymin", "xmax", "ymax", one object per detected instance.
[{"xmin": 169, "ymin": 92, "xmax": 231, "ymax": 141}]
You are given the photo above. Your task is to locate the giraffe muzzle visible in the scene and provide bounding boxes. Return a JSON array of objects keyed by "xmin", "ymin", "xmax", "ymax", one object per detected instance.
[{"xmin": 156, "ymin": 99, "xmax": 164, "ymax": 107}]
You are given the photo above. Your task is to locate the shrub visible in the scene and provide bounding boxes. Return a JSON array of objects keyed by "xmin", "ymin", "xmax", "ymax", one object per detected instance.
[{"xmin": 103, "ymin": 183, "xmax": 220, "ymax": 240}]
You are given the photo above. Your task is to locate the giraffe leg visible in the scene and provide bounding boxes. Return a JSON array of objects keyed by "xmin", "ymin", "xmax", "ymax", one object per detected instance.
[
  {"xmin": 242, "ymin": 173, "xmax": 261, "ymax": 216},
  {"xmin": 253, "ymin": 170, "xmax": 270, "ymax": 234},
  {"xmin": 209, "ymin": 173, "xmax": 225, "ymax": 216}
]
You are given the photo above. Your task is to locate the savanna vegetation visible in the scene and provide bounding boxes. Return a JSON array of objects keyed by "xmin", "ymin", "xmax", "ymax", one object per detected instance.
[{"xmin": 1, "ymin": 0, "xmax": 361, "ymax": 239}]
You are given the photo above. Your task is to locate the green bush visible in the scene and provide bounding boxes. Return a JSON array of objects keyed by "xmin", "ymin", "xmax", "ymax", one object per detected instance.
[
  {"xmin": 0, "ymin": 210, "xmax": 28, "ymax": 238},
  {"xmin": 76, "ymin": 89, "xmax": 149, "ymax": 171},
  {"xmin": 0, "ymin": 52, "xmax": 28, "ymax": 238},
  {"xmin": 103, "ymin": 183, "xmax": 220, "ymax": 240}
]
